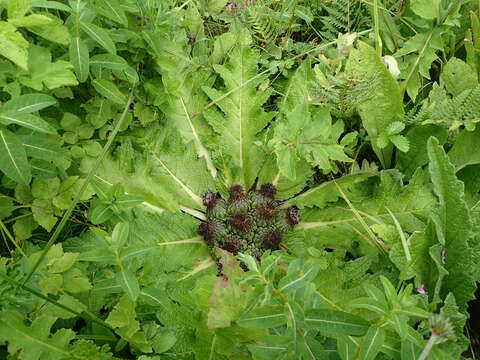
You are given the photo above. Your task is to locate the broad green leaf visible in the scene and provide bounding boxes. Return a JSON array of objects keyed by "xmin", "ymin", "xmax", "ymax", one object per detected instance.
[
  {"xmin": 357, "ymin": 326, "xmax": 385, "ymax": 360},
  {"xmin": 346, "ymin": 41, "xmax": 404, "ymax": 167},
  {"xmin": 69, "ymin": 37, "xmax": 89, "ymax": 83},
  {"xmin": 19, "ymin": 133, "xmax": 63, "ymax": 160},
  {"xmin": 401, "ymin": 340, "xmax": 422, "ymax": 360},
  {"xmin": 203, "ymin": 32, "xmax": 275, "ymax": 187},
  {"xmin": 26, "ymin": 14, "xmax": 70, "ymax": 45},
  {"xmin": 19, "ymin": 45, "xmax": 78, "ymax": 90},
  {"xmin": 8, "ymin": 14, "xmax": 53, "ymax": 27},
  {"xmin": 81, "ymin": 22, "xmax": 116, "ymax": 54},
  {"xmin": 441, "ymin": 58, "xmax": 478, "ymax": 96},
  {"xmin": 0, "ymin": 21, "xmax": 29, "ymax": 69},
  {"xmin": 337, "ymin": 336, "xmax": 359, "ymax": 360},
  {"xmin": 237, "ymin": 306, "xmax": 287, "ymax": 328},
  {"xmin": 410, "ymin": 0, "xmax": 441, "ymax": 19},
  {"xmin": 448, "ymin": 127, "xmax": 480, "ymax": 171},
  {"xmin": 304, "ymin": 309, "xmax": 369, "ymax": 336},
  {"xmin": 7, "ymin": 0, "xmax": 30, "ymax": 18},
  {"xmin": 143, "ymin": 30, "xmax": 217, "ymax": 178},
  {"xmin": 290, "ymin": 172, "xmax": 376, "ymax": 209},
  {"xmin": 29, "ymin": 0, "xmax": 72, "ymax": 12},
  {"xmin": 0, "ymin": 127, "xmax": 31, "ymax": 184},
  {"xmin": 90, "ymin": 53, "xmax": 128, "ymax": 71},
  {"xmin": 427, "ymin": 137, "xmax": 475, "ymax": 313},
  {"xmin": 396, "ymin": 125, "xmax": 447, "ymax": 178},
  {"xmin": 95, "ymin": 0, "xmax": 128, "ymax": 25},
  {"xmin": 92, "ymin": 79, "xmax": 126, "ymax": 104},
  {"xmin": 0, "ymin": 112, "xmax": 56, "ymax": 134},
  {"xmin": 0, "ymin": 311, "xmax": 76, "ymax": 360},
  {"xmin": 247, "ymin": 336, "xmax": 289, "ymax": 359},
  {"xmin": 116, "ymin": 270, "xmax": 140, "ymax": 301},
  {"xmin": 0, "ymin": 93, "xmax": 56, "ymax": 113}
]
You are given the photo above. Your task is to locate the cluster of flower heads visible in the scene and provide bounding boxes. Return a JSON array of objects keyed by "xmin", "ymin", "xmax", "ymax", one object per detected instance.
[{"xmin": 198, "ymin": 183, "xmax": 300, "ymax": 260}]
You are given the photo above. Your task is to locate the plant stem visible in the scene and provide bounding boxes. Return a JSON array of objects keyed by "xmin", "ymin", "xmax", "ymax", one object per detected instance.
[{"xmin": 418, "ymin": 334, "xmax": 438, "ymax": 360}]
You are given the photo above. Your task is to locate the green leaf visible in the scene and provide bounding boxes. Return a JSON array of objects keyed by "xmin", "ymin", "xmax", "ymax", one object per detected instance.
[
  {"xmin": 410, "ymin": 0, "xmax": 441, "ymax": 19},
  {"xmin": 19, "ymin": 133, "xmax": 63, "ymax": 160},
  {"xmin": 8, "ymin": 14, "xmax": 53, "ymax": 27},
  {"xmin": 203, "ymin": 32, "xmax": 275, "ymax": 187},
  {"xmin": 95, "ymin": 0, "xmax": 128, "ymax": 25},
  {"xmin": 0, "ymin": 112, "xmax": 56, "ymax": 134},
  {"xmin": 390, "ymin": 135, "xmax": 410, "ymax": 153},
  {"xmin": 427, "ymin": 137, "xmax": 475, "ymax": 313},
  {"xmin": 337, "ymin": 336, "xmax": 359, "ymax": 360},
  {"xmin": 19, "ymin": 45, "xmax": 78, "ymax": 90},
  {"xmin": 26, "ymin": 14, "xmax": 70, "ymax": 45},
  {"xmin": 0, "ymin": 311, "xmax": 76, "ymax": 360},
  {"xmin": 346, "ymin": 41, "xmax": 404, "ymax": 167},
  {"xmin": 304, "ymin": 309, "xmax": 369, "ymax": 336},
  {"xmin": 0, "ymin": 127, "xmax": 31, "ymax": 184},
  {"xmin": 0, "ymin": 21, "xmax": 29, "ymax": 69},
  {"xmin": 401, "ymin": 339, "xmax": 422, "ymax": 360},
  {"xmin": 69, "ymin": 37, "xmax": 89, "ymax": 83},
  {"xmin": 90, "ymin": 53, "xmax": 128, "ymax": 71},
  {"xmin": 448, "ymin": 127, "xmax": 480, "ymax": 171},
  {"xmin": 396, "ymin": 125, "xmax": 447, "ymax": 178},
  {"xmin": 0, "ymin": 93, "xmax": 56, "ymax": 113},
  {"xmin": 80, "ymin": 22, "xmax": 116, "ymax": 54},
  {"xmin": 29, "ymin": 0, "xmax": 72, "ymax": 12},
  {"xmin": 116, "ymin": 270, "xmax": 140, "ymax": 301},
  {"xmin": 247, "ymin": 336, "xmax": 289, "ymax": 359},
  {"xmin": 441, "ymin": 58, "xmax": 478, "ymax": 96},
  {"xmin": 92, "ymin": 79, "xmax": 126, "ymax": 104},
  {"xmin": 357, "ymin": 326, "xmax": 385, "ymax": 360},
  {"xmin": 237, "ymin": 306, "xmax": 287, "ymax": 328}
]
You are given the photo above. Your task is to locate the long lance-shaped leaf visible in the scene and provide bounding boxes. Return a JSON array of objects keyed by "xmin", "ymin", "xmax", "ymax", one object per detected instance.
[
  {"xmin": 203, "ymin": 35, "xmax": 275, "ymax": 187},
  {"xmin": 0, "ymin": 127, "xmax": 31, "ymax": 185},
  {"xmin": 0, "ymin": 93, "xmax": 56, "ymax": 113},
  {"xmin": 24, "ymin": 83, "xmax": 136, "ymax": 283}
]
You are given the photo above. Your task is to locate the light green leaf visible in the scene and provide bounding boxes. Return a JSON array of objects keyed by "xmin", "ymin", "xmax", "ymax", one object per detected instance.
[
  {"xmin": 337, "ymin": 336, "xmax": 359, "ymax": 360},
  {"xmin": 237, "ymin": 306, "xmax": 287, "ymax": 328},
  {"xmin": 346, "ymin": 41, "xmax": 404, "ymax": 167},
  {"xmin": 8, "ymin": 14, "xmax": 53, "ymax": 27},
  {"xmin": 410, "ymin": 0, "xmax": 441, "ymax": 19},
  {"xmin": 90, "ymin": 53, "xmax": 128, "ymax": 71},
  {"xmin": 26, "ymin": 14, "xmax": 70, "ymax": 45},
  {"xmin": 32, "ymin": 198, "xmax": 57, "ymax": 231},
  {"xmin": 81, "ymin": 22, "xmax": 116, "ymax": 54},
  {"xmin": 304, "ymin": 310, "xmax": 369, "ymax": 336},
  {"xmin": 0, "ymin": 311, "xmax": 76, "ymax": 360},
  {"xmin": 0, "ymin": 93, "xmax": 56, "ymax": 113},
  {"xmin": 29, "ymin": 0, "xmax": 72, "ymax": 12},
  {"xmin": 19, "ymin": 45, "xmax": 78, "ymax": 90},
  {"xmin": 69, "ymin": 37, "xmax": 89, "ymax": 83},
  {"xmin": 92, "ymin": 79, "xmax": 126, "ymax": 104},
  {"xmin": 390, "ymin": 135, "xmax": 410, "ymax": 153},
  {"xmin": 441, "ymin": 58, "xmax": 478, "ymax": 96},
  {"xmin": 247, "ymin": 336, "xmax": 289, "ymax": 359},
  {"xmin": 116, "ymin": 270, "xmax": 140, "ymax": 301},
  {"xmin": 202, "ymin": 32, "xmax": 275, "ymax": 187},
  {"xmin": 19, "ymin": 133, "xmax": 63, "ymax": 160},
  {"xmin": 0, "ymin": 127, "xmax": 31, "ymax": 184},
  {"xmin": 427, "ymin": 137, "xmax": 475, "ymax": 313},
  {"xmin": 0, "ymin": 21, "xmax": 29, "ymax": 69},
  {"xmin": 448, "ymin": 127, "xmax": 480, "ymax": 171},
  {"xmin": 0, "ymin": 112, "xmax": 56, "ymax": 134},
  {"xmin": 95, "ymin": 0, "xmax": 128, "ymax": 25},
  {"xmin": 357, "ymin": 326, "xmax": 385, "ymax": 360}
]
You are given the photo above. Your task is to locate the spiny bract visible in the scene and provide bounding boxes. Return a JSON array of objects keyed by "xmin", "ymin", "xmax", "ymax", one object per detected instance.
[{"xmin": 198, "ymin": 183, "xmax": 299, "ymax": 260}]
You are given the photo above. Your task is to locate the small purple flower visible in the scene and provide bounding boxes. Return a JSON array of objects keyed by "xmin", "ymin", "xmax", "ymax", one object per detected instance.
[{"xmin": 417, "ymin": 284, "xmax": 426, "ymax": 295}]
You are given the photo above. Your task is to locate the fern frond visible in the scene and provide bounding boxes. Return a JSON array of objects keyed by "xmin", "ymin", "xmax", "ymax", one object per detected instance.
[
  {"xmin": 320, "ymin": 0, "xmax": 369, "ymax": 39},
  {"xmin": 246, "ymin": 6, "xmax": 277, "ymax": 44}
]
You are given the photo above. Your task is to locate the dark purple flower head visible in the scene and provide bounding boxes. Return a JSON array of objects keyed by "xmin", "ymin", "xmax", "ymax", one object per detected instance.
[
  {"xmin": 259, "ymin": 183, "xmax": 276, "ymax": 199},
  {"xmin": 263, "ymin": 229, "xmax": 282, "ymax": 249},
  {"xmin": 285, "ymin": 206, "xmax": 300, "ymax": 226},
  {"xmin": 198, "ymin": 221, "xmax": 216, "ymax": 239},
  {"xmin": 229, "ymin": 184, "xmax": 245, "ymax": 202},
  {"xmin": 203, "ymin": 191, "xmax": 218, "ymax": 209},
  {"xmin": 223, "ymin": 236, "xmax": 241, "ymax": 254},
  {"xmin": 259, "ymin": 200, "xmax": 278, "ymax": 219},
  {"xmin": 228, "ymin": 212, "xmax": 253, "ymax": 231}
]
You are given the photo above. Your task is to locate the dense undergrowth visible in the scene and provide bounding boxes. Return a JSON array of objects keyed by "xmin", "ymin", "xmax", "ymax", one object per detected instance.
[{"xmin": 0, "ymin": 0, "xmax": 480, "ymax": 359}]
